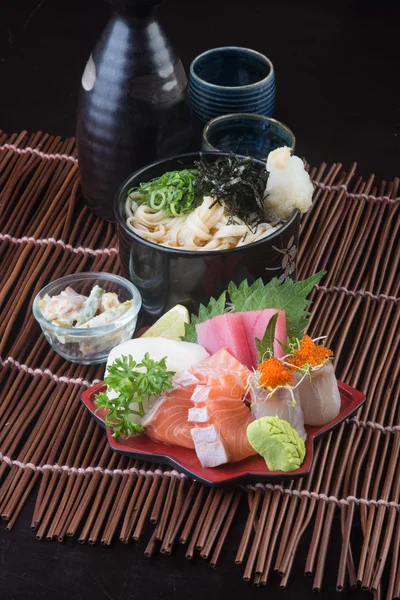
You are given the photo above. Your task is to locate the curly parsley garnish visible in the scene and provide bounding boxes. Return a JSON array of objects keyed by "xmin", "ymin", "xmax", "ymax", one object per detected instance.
[{"xmin": 95, "ymin": 353, "xmax": 174, "ymax": 439}]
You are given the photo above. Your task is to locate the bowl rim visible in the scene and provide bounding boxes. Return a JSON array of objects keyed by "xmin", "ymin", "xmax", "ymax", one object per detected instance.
[
  {"xmin": 114, "ymin": 151, "xmax": 299, "ymax": 257},
  {"xmin": 202, "ymin": 113, "xmax": 296, "ymax": 154},
  {"xmin": 190, "ymin": 46, "xmax": 275, "ymax": 91},
  {"xmin": 32, "ymin": 272, "xmax": 142, "ymax": 336}
]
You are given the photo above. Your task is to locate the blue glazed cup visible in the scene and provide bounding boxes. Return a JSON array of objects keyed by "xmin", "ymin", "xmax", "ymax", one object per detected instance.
[
  {"xmin": 201, "ymin": 113, "xmax": 295, "ymax": 160},
  {"xmin": 189, "ymin": 47, "xmax": 275, "ymax": 125}
]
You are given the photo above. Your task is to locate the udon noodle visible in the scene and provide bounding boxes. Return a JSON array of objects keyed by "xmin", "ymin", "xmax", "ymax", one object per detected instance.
[{"xmin": 125, "ymin": 196, "xmax": 278, "ymax": 251}]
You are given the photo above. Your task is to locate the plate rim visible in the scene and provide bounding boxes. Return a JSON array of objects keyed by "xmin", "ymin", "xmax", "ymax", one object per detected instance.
[{"xmin": 81, "ymin": 380, "xmax": 365, "ymax": 487}]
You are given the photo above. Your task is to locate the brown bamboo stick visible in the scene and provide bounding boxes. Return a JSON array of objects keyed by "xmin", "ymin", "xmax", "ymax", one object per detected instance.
[
  {"xmin": 200, "ymin": 490, "xmax": 234, "ymax": 560},
  {"xmin": 161, "ymin": 477, "xmax": 186, "ymax": 553},
  {"xmin": 243, "ymin": 489, "xmax": 271, "ymax": 580},
  {"xmin": 133, "ymin": 473, "xmax": 162, "ymax": 541},
  {"xmin": 209, "ymin": 491, "xmax": 242, "ymax": 568},
  {"xmin": 155, "ymin": 476, "xmax": 177, "ymax": 541},
  {"xmin": 386, "ymin": 514, "xmax": 400, "ymax": 600},
  {"xmin": 186, "ymin": 488, "xmax": 216, "ymax": 559},
  {"xmin": 150, "ymin": 472, "xmax": 170, "ymax": 524},
  {"xmin": 179, "ymin": 484, "xmax": 205, "ymax": 544},
  {"xmin": 196, "ymin": 488, "xmax": 224, "ymax": 551},
  {"xmin": 78, "ymin": 452, "xmax": 120, "ymax": 544},
  {"xmin": 260, "ymin": 487, "xmax": 293, "ymax": 586},
  {"xmin": 89, "ymin": 456, "xmax": 127, "ymax": 544},
  {"xmin": 119, "ymin": 471, "xmax": 148, "ymax": 543},
  {"xmin": 255, "ymin": 489, "xmax": 281, "ymax": 575},
  {"xmin": 166, "ymin": 481, "xmax": 198, "ymax": 550},
  {"xmin": 235, "ymin": 487, "xmax": 262, "ymax": 564}
]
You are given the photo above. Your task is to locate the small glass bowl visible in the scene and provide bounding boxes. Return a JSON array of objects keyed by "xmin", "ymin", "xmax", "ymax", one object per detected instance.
[
  {"xmin": 202, "ymin": 113, "xmax": 295, "ymax": 160},
  {"xmin": 32, "ymin": 272, "xmax": 142, "ymax": 364}
]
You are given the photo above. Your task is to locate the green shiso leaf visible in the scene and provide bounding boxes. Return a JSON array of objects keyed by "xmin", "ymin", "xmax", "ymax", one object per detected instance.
[
  {"xmin": 182, "ymin": 271, "xmax": 325, "ymax": 344},
  {"xmin": 182, "ymin": 291, "xmax": 227, "ymax": 343},
  {"xmin": 228, "ymin": 270, "xmax": 326, "ymax": 339},
  {"xmin": 255, "ymin": 312, "xmax": 279, "ymax": 363}
]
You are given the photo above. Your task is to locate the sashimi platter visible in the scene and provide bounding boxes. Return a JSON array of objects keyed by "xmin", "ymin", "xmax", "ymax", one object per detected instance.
[{"xmin": 82, "ymin": 272, "xmax": 365, "ymax": 486}]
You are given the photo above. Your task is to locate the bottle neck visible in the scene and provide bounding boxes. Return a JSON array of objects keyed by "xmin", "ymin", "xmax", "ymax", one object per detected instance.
[{"xmin": 108, "ymin": 0, "xmax": 162, "ymax": 17}]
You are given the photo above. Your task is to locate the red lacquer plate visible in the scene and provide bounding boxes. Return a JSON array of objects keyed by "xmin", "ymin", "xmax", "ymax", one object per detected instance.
[{"xmin": 81, "ymin": 381, "xmax": 365, "ymax": 487}]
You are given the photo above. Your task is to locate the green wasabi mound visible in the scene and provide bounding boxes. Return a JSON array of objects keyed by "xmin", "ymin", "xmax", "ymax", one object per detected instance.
[{"xmin": 247, "ymin": 416, "xmax": 306, "ymax": 472}]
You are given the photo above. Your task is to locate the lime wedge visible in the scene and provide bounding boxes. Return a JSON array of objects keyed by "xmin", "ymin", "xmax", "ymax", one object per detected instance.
[{"xmin": 141, "ymin": 304, "xmax": 190, "ymax": 340}]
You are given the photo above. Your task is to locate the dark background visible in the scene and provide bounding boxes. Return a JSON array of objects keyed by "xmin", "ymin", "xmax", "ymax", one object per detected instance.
[
  {"xmin": 0, "ymin": 1, "xmax": 399, "ymax": 599},
  {"xmin": 1, "ymin": 0, "xmax": 400, "ymax": 180}
]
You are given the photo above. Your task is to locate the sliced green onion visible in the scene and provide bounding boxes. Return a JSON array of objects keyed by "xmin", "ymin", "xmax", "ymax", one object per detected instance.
[
  {"xmin": 149, "ymin": 190, "xmax": 167, "ymax": 210},
  {"xmin": 127, "ymin": 169, "xmax": 197, "ymax": 217},
  {"xmin": 169, "ymin": 201, "xmax": 182, "ymax": 217}
]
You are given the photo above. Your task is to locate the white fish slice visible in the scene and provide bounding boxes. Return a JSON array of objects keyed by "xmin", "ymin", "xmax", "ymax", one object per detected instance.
[
  {"xmin": 249, "ymin": 373, "xmax": 307, "ymax": 441},
  {"xmin": 297, "ymin": 362, "xmax": 341, "ymax": 426}
]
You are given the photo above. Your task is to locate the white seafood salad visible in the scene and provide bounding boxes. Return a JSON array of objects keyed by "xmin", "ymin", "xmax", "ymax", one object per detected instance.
[{"xmin": 39, "ymin": 285, "xmax": 132, "ymax": 329}]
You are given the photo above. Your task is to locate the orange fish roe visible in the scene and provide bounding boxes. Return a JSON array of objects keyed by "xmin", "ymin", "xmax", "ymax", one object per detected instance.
[
  {"xmin": 288, "ymin": 335, "xmax": 333, "ymax": 369},
  {"xmin": 258, "ymin": 358, "xmax": 294, "ymax": 389}
]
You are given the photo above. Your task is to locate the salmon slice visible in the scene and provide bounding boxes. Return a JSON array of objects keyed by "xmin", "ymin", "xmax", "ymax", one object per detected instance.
[
  {"xmin": 142, "ymin": 386, "xmax": 195, "ymax": 449},
  {"xmin": 189, "ymin": 349, "xmax": 256, "ymax": 467},
  {"xmin": 143, "ymin": 348, "xmax": 256, "ymax": 466},
  {"xmin": 189, "ymin": 387, "xmax": 256, "ymax": 465},
  {"xmin": 191, "ymin": 348, "xmax": 250, "ymax": 387}
]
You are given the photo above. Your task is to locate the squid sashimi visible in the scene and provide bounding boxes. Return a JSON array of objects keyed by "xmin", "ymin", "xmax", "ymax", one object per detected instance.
[
  {"xmin": 188, "ymin": 349, "xmax": 256, "ymax": 467},
  {"xmin": 195, "ymin": 313, "xmax": 253, "ymax": 369},
  {"xmin": 241, "ymin": 309, "xmax": 287, "ymax": 362},
  {"xmin": 142, "ymin": 385, "xmax": 195, "ymax": 449}
]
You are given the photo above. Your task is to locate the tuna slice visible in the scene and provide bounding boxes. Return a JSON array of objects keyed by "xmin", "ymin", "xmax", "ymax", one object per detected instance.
[
  {"xmin": 195, "ymin": 310, "xmax": 287, "ymax": 370},
  {"xmin": 195, "ymin": 313, "xmax": 253, "ymax": 369},
  {"xmin": 142, "ymin": 385, "xmax": 196, "ymax": 449},
  {"xmin": 241, "ymin": 309, "xmax": 287, "ymax": 363},
  {"xmin": 188, "ymin": 349, "xmax": 256, "ymax": 467}
]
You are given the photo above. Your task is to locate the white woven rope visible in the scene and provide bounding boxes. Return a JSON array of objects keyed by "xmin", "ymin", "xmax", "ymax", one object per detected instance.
[
  {"xmin": 313, "ymin": 180, "xmax": 399, "ymax": 204},
  {"xmin": 0, "ymin": 455, "xmax": 186, "ymax": 479},
  {"xmin": 0, "ymin": 451, "xmax": 397, "ymax": 508},
  {"xmin": 315, "ymin": 285, "xmax": 399, "ymax": 304},
  {"xmin": 350, "ymin": 417, "xmax": 400, "ymax": 434},
  {"xmin": 0, "ymin": 233, "xmax": 118, "ymax": 257},
  {"xmin": 244, "ymin": 482, "xmax": 400, "ymax": 509},
  {"xmin": 0, "ymin": 356, "xmax": 101, "ymax": 388},
  {"xmin": 0, "ymin": 143, "xmax": 78, "ymax": 164},
  {"xmin": 0, "ymin": 142, "xmax": 399, "ymax": 203},
  {"xmin": 0, "ymin": 236, "xmax": 397, "ymax": 304},
  {"xmin": 2, "ymin": 356, "xmax": 400, "ymax": 435}
]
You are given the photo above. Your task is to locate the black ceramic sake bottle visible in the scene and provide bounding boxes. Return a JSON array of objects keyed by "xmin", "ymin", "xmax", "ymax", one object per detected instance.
[{"xmin": 76, "ymin": 0, "xmax": 192, "ymax": 221}]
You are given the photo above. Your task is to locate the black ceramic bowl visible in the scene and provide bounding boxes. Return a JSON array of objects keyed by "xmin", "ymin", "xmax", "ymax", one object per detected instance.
[{"xmin": 115, "ymin": 152, "xmax": 300, "ymax": 321}]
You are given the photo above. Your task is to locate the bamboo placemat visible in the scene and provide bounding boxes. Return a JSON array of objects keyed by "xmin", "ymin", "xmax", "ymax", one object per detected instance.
[{"xmin": 0, "ymin": 130, "xmax": 399, "ymax": 597}]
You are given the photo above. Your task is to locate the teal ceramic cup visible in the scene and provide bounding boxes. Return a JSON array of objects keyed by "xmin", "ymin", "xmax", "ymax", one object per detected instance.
[
  {"xmin": 201, "ymin": 113, "xmax": 295, "ymax": 160},
  {"xmin": 189, "ymin": 47, "xmax": 275, "ymax": 125}
]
